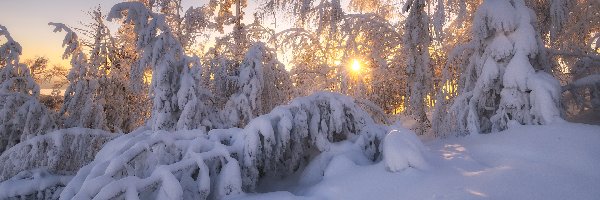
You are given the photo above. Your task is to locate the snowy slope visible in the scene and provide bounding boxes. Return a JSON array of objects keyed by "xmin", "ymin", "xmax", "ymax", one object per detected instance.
[{"xmin": 231, "ymin": 122, "xmax": 600, "ymax": 200}]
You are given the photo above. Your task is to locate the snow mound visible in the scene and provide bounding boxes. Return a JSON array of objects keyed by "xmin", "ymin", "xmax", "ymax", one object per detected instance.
[
  {"xmin": 0, "ymin": 128, "xmax": 114, "ymax": 199},
  {"xmin": 383, "ymin": 127, "xmax": 428, "ymax": 172},
  {"xmin": 60, "ymin": 92, "xmax": 385, "ymax": 199}
]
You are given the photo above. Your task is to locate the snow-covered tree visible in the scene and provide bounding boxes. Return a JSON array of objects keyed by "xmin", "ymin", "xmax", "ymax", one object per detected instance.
[
  {"xmin": 176, "ymin": 56, "xmax": 221, "ymax": 130},
  {"xmin": 222, "ymin": 42, "xmax": 294, "ymax": 127},
  {"xmin": 444, "ymin": 0, "xmax": 562, "ymax": 135},
  {"xmin": 531, "ymin": 0, "xmax": 600, "ymax": 118},
  {"xmin": 50, "ymin": 22, "xmax": 107, "ymax": 130},
  {"xmin": 108, "ymin": 2, "xmax": 215, "ymax": 131},
  {"xmin": 202, "ymin": 19, "xmax": 272, "ymax": 108},
  {"xmin": 0, "ymin": 25, "xmax": 56, "ymax": 154},
  {"xmin": 402, "ymin": 0, "xmax": 433, "ymax": 135},
  {"xmin": 0, "ymin": 25, "xmax": 39, "ymax": 96},
  {"xmin": 272, "ymin": 28, "xmax": 336, "ymax": 96},
  {"xmin": 82, "ymin": 8, "xmax": 152, "ymax": 133},
  {"xmin": 202, "ymin": 18, "xmax": 281, "ymax": 117}
]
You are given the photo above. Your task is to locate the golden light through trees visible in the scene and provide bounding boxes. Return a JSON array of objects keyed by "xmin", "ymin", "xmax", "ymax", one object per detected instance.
[{"xmin": 351, "ymin": 59, "xmax": 361, "ymax": 73}]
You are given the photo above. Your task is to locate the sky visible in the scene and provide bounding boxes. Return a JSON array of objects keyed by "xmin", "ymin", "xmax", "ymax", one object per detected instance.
[
  {"xmin": 0, "ymin": 0, "xmax": 124, "ymax": 67},
  {"xmin": 0, "ymin": 0, "xmax": 285, "ymax": 68}
]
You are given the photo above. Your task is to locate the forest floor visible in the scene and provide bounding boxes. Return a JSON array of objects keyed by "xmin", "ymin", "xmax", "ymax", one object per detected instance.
[{"xmin": 231, "ymin": 122, "xmax": 600, "ymax": 200}]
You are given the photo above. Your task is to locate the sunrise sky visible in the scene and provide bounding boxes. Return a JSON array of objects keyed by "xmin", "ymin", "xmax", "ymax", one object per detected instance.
[
  {"xmin": 0, "ymin": 0, "xmax": 126, "ymax": 67},
  {"xmin": 0, "ymin": 0, "xmax": 279, "ymax": 68}
]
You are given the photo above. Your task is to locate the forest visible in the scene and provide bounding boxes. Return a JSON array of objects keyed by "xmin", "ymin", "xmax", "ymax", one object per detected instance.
[{"xmin": 0, "ymin": 0, "xmax": 598, "ymax": 199}]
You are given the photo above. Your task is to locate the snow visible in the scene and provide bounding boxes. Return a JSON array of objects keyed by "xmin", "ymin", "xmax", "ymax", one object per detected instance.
[{"xmin": 228, "ymin": 122, "xmax": 600, "ymax": 200}]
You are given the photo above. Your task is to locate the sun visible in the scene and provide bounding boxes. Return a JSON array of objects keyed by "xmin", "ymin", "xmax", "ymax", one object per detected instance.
[{"xmin": 351, "ymin": 59, "xmax": 361, "ymax": 72}]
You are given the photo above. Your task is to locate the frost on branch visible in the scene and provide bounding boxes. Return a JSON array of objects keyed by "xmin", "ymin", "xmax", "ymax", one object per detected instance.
[
  {"xmin": 60, "ymin": 92, "xmax": 385, "ymax": 199},
  {"xmin": 0, "ymin": 128, "xmax": 114, "ymax": 199}
]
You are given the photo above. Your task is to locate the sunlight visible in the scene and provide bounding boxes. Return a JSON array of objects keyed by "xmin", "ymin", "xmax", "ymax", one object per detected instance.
[{"xmin": 351, "ymin": 59, "xmax": 361, "ymax": 72}]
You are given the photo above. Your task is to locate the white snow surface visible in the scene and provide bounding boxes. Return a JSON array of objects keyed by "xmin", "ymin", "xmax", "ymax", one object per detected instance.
[{"xmin": 230, "ymin": 122, "xmax": 600, "ymax": 200}]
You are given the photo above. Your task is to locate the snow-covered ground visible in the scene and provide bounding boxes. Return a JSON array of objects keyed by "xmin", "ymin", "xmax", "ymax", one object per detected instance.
[{"xmin": 232, "ymin": 122, "xmax": 600, "ymax": 200}]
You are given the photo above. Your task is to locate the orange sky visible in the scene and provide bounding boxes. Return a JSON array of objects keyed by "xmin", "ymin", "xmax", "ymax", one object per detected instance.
[
  {"xmin": 0, "ymin": 0, "xmax": 297, "ymax": 90},
  {"xmin": 0, "ymin": 0, "xmax": 124, "ymax": 69}
]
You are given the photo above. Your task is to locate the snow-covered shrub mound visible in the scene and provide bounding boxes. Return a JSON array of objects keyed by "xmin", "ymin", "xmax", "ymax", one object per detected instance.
[
  {"xmin": 0, "ymin": 128, "xmax": 114, "ymax": 199},
  {"xmin": 61, "ymin": 92, "xmax": 385, "ymax": 199},
  {"xmin": 239, "ymin": 92, "xmax": 377, "ymax": 190},
  {"xmin": 383, "ymin": 127, "xmax": 428, "ymax": 172}
]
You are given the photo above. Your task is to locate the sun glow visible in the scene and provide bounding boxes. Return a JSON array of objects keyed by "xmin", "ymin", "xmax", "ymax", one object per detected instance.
[{"xmin": 351, "ymin": 59, "xmax": 361, "ymax": 72}]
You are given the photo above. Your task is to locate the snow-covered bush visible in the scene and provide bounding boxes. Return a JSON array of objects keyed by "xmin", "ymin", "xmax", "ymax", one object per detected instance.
[
  {"xmin": 441, "ymin": 0, "xmax": 562, "ymax": 134},
  {"xmin": 60, "ymin": 92, "xmax": 385, "ymax": 199},
  {"xmin": 383, "ymin": 127, "xmax": 428, "ymax": 172},
  {"xmin": 238, "ymin": 92, "xmax": 376, "ymax": 190},
  {"xmin": 0, "ymin": 128, "xmax": 114, "ymax": 199},
  {"xmin": 0, "ymin": 25, "xmax": 56, "ymax": 154}
]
